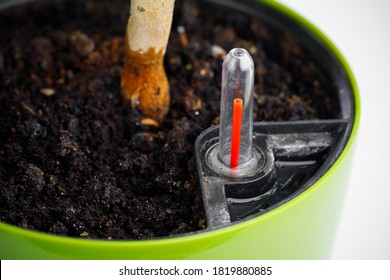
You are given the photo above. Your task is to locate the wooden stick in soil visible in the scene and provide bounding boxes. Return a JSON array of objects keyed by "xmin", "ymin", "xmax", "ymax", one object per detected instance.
[{"xmin": 121, "ymin": 0, "xmax": 175, "ymax": 125}]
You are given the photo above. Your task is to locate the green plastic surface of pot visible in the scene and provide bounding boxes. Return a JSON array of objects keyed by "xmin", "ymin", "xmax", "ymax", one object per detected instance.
[{"xmin": 0, "ymin": 0, "xmax": 360, "ymax": 259}]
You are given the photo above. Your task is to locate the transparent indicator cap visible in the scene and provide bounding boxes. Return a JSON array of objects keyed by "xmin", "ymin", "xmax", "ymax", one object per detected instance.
[{"xmin": 215, "ymin": 48, "xmax": 259, "ymax": 175}]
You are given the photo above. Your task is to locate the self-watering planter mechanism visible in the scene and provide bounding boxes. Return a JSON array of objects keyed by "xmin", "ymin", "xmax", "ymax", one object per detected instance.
[
  {"xmin": 0, "ymin": 0, "xmax": 359, "ymax": 259},
  {"xmin": 196, "ymin": 47, "xmax": 348, "ymax": 229}
]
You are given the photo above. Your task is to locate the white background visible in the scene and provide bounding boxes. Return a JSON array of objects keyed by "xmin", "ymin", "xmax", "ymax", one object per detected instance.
[{"xmin": 279, "ymin": 0, "xmax": 390, "ymax": 259}]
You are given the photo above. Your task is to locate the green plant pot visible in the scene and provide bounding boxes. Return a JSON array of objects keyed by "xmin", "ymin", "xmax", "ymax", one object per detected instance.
[{"xmin": 0, "ymin": 0, "xmax": 359, "ymax": 259}]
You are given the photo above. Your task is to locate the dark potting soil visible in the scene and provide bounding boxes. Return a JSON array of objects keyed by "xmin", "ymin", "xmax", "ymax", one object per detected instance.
[{"xmin": 0, "ymin": 0, "xmax": 336, "ymax": 239}]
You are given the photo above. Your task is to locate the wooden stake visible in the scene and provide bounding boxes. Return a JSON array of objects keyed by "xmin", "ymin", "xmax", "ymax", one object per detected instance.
[{"xmin": 121, "ymin": 0, "xmax": 175, "ymax": 124}]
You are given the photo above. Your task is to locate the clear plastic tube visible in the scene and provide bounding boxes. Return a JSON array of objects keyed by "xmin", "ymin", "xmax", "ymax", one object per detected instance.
[{"xmin": 218, "ymin": 48, "xmax": 254, "ymax": 169}]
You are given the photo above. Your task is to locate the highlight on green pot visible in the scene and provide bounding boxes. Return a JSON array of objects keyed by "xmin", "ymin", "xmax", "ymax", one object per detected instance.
[{"xmin": 0, "ymin": 0, "xmax": 359, "ymax": 259}]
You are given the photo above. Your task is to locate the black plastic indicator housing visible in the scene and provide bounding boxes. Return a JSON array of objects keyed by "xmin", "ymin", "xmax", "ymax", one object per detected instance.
[{"xmin": 195, "ymin": 120, "xmax": 348, "ymax": 229}]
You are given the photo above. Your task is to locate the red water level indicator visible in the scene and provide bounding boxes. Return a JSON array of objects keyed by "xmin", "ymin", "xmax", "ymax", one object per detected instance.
[{"xmin": 230, "ymin": 98, "xmax": 243, "ymax": 168}]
